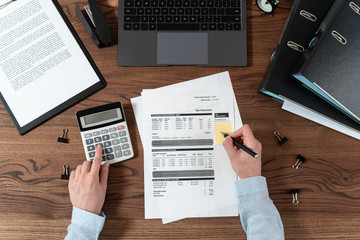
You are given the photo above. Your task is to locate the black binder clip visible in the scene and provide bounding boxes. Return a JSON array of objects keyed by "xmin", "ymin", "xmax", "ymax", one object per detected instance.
[
  {"xmin": 61, "ymin": 165, "xmax": 70, "ymax": 180},
  {"xmin": 75, "ymin": 0, "xmax": 112, "ymax": 48},
  {"xmin": 290, "ymin": 189, "xmax": 300, "ymax": 204},
  {"xmin": 292, "ymin": 155, "xmax": 306, "ymax": 169},
  {"xmin": 57, "ymin": 128, "xmax": 69, "ymax": 143},
  {"xmin": 273, "ymin": 130, "xmax": 288, "ymax": 145}
]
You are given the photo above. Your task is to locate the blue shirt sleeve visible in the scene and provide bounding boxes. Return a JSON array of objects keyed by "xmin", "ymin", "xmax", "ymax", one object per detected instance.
[
  {"xmin": 235, "ymin": 176, "xmax": 284, "ymax": 240},
  {"xmin": 65, "ymin": 207, "xmax": 106, "ymax": 240}
]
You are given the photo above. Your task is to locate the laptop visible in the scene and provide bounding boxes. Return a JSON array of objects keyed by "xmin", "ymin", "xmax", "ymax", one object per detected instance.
[{"xmin": 117, "ymin": 0, "xmax": 247, "ymax": 66}]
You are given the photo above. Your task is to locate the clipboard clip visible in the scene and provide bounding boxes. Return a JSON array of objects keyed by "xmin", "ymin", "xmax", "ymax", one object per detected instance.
[{"xmin": 75, "ymin": 0, "xmax": 112, "ymax": 48}]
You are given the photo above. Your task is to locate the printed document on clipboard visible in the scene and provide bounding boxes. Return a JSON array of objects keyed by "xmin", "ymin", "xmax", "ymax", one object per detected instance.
[{"xmin": 131, "ymin": 72, "xmax": 242, "ymax": 222}]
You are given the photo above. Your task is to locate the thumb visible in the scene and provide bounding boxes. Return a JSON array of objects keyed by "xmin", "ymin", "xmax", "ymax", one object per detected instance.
[
  {"xmin": 223, "ymin": 136, "xmax": 237, "ymax": 159},
  {"xmin": 100, "ymin": 163, "xmax": 110, "ymax": 188}
]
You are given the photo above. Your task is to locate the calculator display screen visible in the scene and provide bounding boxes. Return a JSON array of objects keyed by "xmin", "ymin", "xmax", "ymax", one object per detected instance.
[{"xmin": 81, "ymin": 109, "xmax": 122, "ymax": 128}]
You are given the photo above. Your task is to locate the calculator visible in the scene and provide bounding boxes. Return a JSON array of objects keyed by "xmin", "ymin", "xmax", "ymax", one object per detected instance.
[{"xmin": 76, "ymin": 102, "xmax": 134, "ymax": 164}]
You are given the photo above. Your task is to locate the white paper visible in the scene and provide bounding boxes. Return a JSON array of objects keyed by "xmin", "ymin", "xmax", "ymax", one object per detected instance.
[
  {"xmin": 0, "ymin": 0, "xmax": 100, "ymax": 127},
  {"xmin": 131, "ymin": 72, "xmax": 243, "ymax": 223},
  {"xmin": 282, "ymin": 100, "xmax": 360, "ymax": 140}
]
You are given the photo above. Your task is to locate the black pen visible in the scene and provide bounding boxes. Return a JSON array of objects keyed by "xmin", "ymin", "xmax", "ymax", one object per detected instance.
[{"xmin": 221, "ymin": 132, "xmax": 259, "ymax": 159}]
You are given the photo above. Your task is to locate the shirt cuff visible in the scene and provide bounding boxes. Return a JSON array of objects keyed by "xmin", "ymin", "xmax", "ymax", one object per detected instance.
[
  {"xmin": 71, "ymin": 207, "xmax": 106, "ymax": 233},
  {"xmin": 234, "ymin": 176, "xmax": 269, "ymax": 197}
]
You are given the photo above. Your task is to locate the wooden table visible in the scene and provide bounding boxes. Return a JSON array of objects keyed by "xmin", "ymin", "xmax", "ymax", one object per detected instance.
[{"xmin": 1, "ymin": 0, "xmax": 360, "ymax": 239}]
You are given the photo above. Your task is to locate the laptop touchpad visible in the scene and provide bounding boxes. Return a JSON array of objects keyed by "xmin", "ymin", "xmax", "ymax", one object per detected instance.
[{"xmin": 157, "ymin": 32, "xmax": 208, "ymax": 65}]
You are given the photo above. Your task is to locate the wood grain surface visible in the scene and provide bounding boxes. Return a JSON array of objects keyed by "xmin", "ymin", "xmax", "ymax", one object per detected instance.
[{"xmin": 1, "ymin": 0, "xmax": 360, "ymax": 239}]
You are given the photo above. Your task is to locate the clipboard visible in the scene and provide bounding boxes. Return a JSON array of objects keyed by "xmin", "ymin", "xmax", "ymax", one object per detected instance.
[{"xmin": 0, "ymin": 0, "xmax": 107, "ymax": 135}]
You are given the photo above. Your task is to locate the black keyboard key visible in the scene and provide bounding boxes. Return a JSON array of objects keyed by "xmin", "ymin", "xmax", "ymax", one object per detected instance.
[
  {"xmin": 149, "ymin": 23, "xmax": 156, "ymax": 30},
  {"xmin": 177, "ymin": 8, "xmax": 184, "ymax": 15},
  {"xmin": 234, "ymin": 23, "xmax": 241, "ymax": 30},
  {"xmin": 226, "ymin": 8, "xmax": 241, "ymax": 15},
  {"xmin": 124, "ymin": 23, "xmax": 132, "ymax": 30},
  {"xmin": 184, "ymin": 0, "xmax": 190, "ymax": 7},
  {"xmin": 205, "ymin": 16, "xmax": 213, "ymax": 22},
  {"xmin": 199, "ymin": 0, "xmax": 206, "ymax": 7},
  {"xmin": 201, "ymin": 8, "xmax": 209, "ymax": 15},
  {"xmin": 169, "ymin": 8, "xmax": 176, "ymax": 14},
  {"xmin": 157, "ymin": 16, "xmax": 165, "ymax": 22},
  {"xmin": 214, "ymin": 16, "xmax": 220, "ymax": 22},
  {"xmin": 189, "ymin": 16, "xmax": 196, "ymax": 22},
  {"xmin": 161, "ymin": 8, "xmax": 168, "ymax": 14},
  {"xmin": 157, "ymin": 23, "xmax": 200, "ymax": 30},
  {"xmin": 137, "ymin": 8, "xmax": 145, "ymax": 15},
  {"xmin": 224, "ymin": 0, "xmax": 231, "ymax": 7},
  {"xmin": 125, "ymin": 0, "xmax": 134, "ymax": 7},
  {"xmin": 154, "ymin": 8, "xmax": 161, "ymax": 14},
  {"xmin": 124, "ymin": 16, "xmax": 140, "ymax": 22},
  {"xmin": 124, "ymin": 8, "xmax": 136, "ymax": 15},
  {"xmin": 149, "ymin": 16, "xmax": 156, "ymax": 22},
  {"xmin": 193, "ymin": 8, "xmax": 200, "ymax": 15},
  {"xmin": 143, "ymin": 0, "xmax": 150, "ymax": 7},
  {"xmin": 175, "ymin": 0, "xmax": 183, "ymax": 7},
  {"xmin": 145, "ymin": 8, "xmax": 153, "ymax": 15},
  {"xmin": 197, "ymin": 15, "xmax": 204, "ymax": 22},
  {"xmin": 133, "ymin": 23, "xmax": 140, "ymax": 30},
  {"xmin": 217, "ymin": 8, "xmax": 224, "ymax": 15},
  {"xmin": 173, "ymin": 16, "xmax": 181, "ymax": 22},
  {"xmin": 231, "ymin": 0, "xmax": 240, "ymax": 7},
  {"xmin": 141, "ymin": 16, "xmax": 149, "ymax": 22},
  {"xmin": 222, "ymin": 16, "xmax": 240, "ymax": 22},
  {"xmin": 185, "ymin": 8, "xmax": 193, "ymax": 15},
  {"xmin": 151, "ymin": 0, "xmax": 159, "ymax": 7},
  {"xmin": 168, "ymin": 0, "xmax": 175, "ymax": 7},
  {"xmin": 208, "ymin": 1, "xmax": 215, "ymax": 7},
  {"xmin": 215, "ymin": 0, "xmax": 222, "ymax": 7},
  {"xmin": 226, "ymin": 23, "xmax": 233, "ymax": 30},
  {"xmin": 135, "ymin": 0, "xmax": 142, "ymax": 7},
  {"xmin": 165, "ymin": 16, "xmax": 172, "ymax": 22},
  {"xmin": 218, "ymin": 23, "xmax": 225, "ymax": 30},
  {"xmin": 210, "ymin": 8, "xmax": 217, "ymax": 15},
  {"xmin": 181, "ymin": 16, "xmax": 188, "ymax": 22},
  {"xmin": 209, "ymin": 23, "xmax": 216, "ymax": 30},
  {"xmin": 200, "ymin": 23, "xmax": 208, "ymax": 30},
  {"xmin": 191, "ymin": 0, "xmax": 199, "ymax": 7}
]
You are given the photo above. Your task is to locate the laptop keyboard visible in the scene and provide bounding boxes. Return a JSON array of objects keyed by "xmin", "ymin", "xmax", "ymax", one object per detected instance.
[{"xmin": 123, "ymin": 0, "xmax": 242, "ymax": 31}]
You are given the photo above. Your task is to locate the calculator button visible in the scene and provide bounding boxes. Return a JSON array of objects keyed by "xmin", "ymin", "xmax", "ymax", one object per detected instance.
[
  {"xmin": 112, "ymin": 139, "xmax": 120, "ymax": 145},
  {"xmin": 89, "ymin": 151, "xmax": 95, "ymax": 158},
  {"xmin": 114, "ymin": 146, "xmax": 123, "ymax": 158},
  {"xmin": 123, "ymin": 150, "xmax": 132, "ymax": 156},
  {"xmin": 110, "ymin": 132, "xmax": 119, "ymax": 139},
  {"xmin": 117, "ymin": 125, "xmax": 125, "ymax": 130},
  {"xmin": 105, "ymin": 148, "xmax": 113, "ymax": 154},
  {"xmin": 93, "ymin": 131, "xmax": 100, "ymax": 136},
  {"xmin": 120, "ymin": 137, "xmax": 128, "ymax": 143},
  {"xmin": 86, "ymin": 139, "xmax": 94, "ymax": 145},
  {"xmin": 102, "ymin": 156, "xmax": 106, "ymax": 161},
  {"xmin": 104, "ymin": 141, "xmax": 112, "ymax": 147},
  {"xmin": 106, "ymin": 154, "xmax": 115, "ymax": 160},
  {"xmin": 84, "ymin": 133, "xmax": 92, "ymax": 138},
  {"xmin": 95, "ymin": 143, "xmax": 104, "ymax": 148},
  {"xmin": 101, "ymin": 129, "xmax": 109, "ymax": 134},
  {"xmin": 90, "ymin": 158, "xmax": 94, "ymax": 163},
  {"xmin": 122, "ymin": 143, "xmax": 130, "ymax": 150},
  {"xmin": 109, "ymin": 127, "xmax": 117, "ymax": 132},
  {"xmin": 119, "ymin": 131, "xmax": 126, "ymax": 137},
  {"xmin": 102, "ymin": 135, "xmax": 110, "ymax": 141},
  {"xmin": 94, "ymin": 137, "xmax": 102, "ymax": 143},
  {"xmin": 87, "ymin": 145, "xmax": 95, "ymax": 151}
]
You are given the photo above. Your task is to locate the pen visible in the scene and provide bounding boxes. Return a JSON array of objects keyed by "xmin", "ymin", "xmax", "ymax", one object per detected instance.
[{"xmin": 220, "ymin": 132, "xmax": 259, "ymax": 159}]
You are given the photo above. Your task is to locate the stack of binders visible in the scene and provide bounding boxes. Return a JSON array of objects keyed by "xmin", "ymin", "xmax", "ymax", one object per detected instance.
[{"xmin": 259, "ymin": 0, "xmax": 360, "ymax": 138}]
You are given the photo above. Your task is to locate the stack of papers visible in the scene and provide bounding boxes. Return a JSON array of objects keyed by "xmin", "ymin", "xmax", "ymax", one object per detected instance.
[{"xmin": 131, "ymin": 72, "xmax": 242, "ymax": 223}]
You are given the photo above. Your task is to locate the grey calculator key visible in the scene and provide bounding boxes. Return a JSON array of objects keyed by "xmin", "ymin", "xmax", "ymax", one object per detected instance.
[
  {"xmin": 102, "ymin": 156, "xmax": 106, "ymax": 161},
  {"xmin": 94, "ymin": 137, "xmax": 102, "ymax": 143},
  {"xmin": 109, "ymin": 127, "xmax": 117, "ymax": 132},
  {"xmin": 104, "ymin": 141, "xmax": 112, "ymax": 147},
  {"xmin": 90, "ymin": 158, "xmax": 94, "ymax": 163},
  {"xmin": 84, "ymin": 133, "xmax": 92, "ymax": 138},
  {"xmin": 120, "ymin": 137, "xmax": 128, "ymax": 143},
  {"xmin": 86, "ymin": 139, "xmax": 94, "ymax": 145},
  {"xmin": 102, "ymin": 135, "xmax": 110, "ymax": 141},
  {"xmin": 110, "ymin": 132, "xmax": 119, "ymax": 139},
  {"xmin": 114, "ymin": 145, "xmax": 122, "ymax": 158},
  {"xmin": 93, "ymin": 131, "xmax": 100, "ymax": 136},
  {"xmin": 95, "ymin": 143, "xmax": 103, "ymax": 148},
  {"xmin": 123, "ymin": 150, "xmax": 132, "ymax": 156},
  {"xmin": 112, "ymin": 139, "xmax": 120, "ymax": 145},
  {"xmin": 87, "ymin": 145, "xmax": 95, "ymax": 151},
  {"xmin": 122, "ymin": 143, "xmax": 130, "ymax": 150},
  {"xmin": 101, "ymin": 129, "xmax": 109, "ymax": 134},
  {"xmin": 119, "ymin": 131, "xmax": 126, "ymax": 137},
  {"xmin": 89, "ymin": 151, "xmax": 95, "ymax": 158},
  {"xmin": 106, "ymin": 154, "xmax": 115, "ymax": 160},
  {"xmin": 105, "ymin": 148, "xmax": 113, "ymax": 154}
]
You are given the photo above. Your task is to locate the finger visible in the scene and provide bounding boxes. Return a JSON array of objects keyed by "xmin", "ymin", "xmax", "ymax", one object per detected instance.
[
  {"xmin": 99, "ymin": 162, "xmax": 110, "ymax": 188},
  {"xmin": 75, "ymin": 164, "xmax": 82, "ymax": 180},
  {"xmin": 69, "ymin": 170, "xmax": 75, "ymax": 182},
  {"xmin": 230, "ymin": 124, "xmax": 254, "ymax": 139},
  {"xmin": 91, "ymin": 145, "xmax": 103, "ymax": 175},
  {"xmin": 222, "ymin": 136, "xmax": 238, "ymax": 159},
  {"xmin": 82, "ymin": 160, "xmax": 91, "ymax": 173}
]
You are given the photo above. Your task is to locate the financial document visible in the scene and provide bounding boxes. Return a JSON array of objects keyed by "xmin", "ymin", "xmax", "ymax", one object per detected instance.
[{"xmin": 131, "ymin": 72, "xmax": 242, "ymax": 222}]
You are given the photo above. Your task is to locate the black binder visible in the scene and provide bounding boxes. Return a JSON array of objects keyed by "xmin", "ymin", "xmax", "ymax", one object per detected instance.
[
  {"xmin": 0, "ymin": 0, "xmax": 107, "ymax": 135},
  {"xmin": 292, "ymin": 0, "xmax": 360, "ymax": 125},
  {"xmin": 259, "ymin": 0, "xmax": 360, "ymax": 131}
]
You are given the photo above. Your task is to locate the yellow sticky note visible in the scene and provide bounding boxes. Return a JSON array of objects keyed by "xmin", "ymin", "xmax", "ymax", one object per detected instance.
[{"xmin": 214, "ymin": 122, "xmax": 232, "ymax": 145}]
